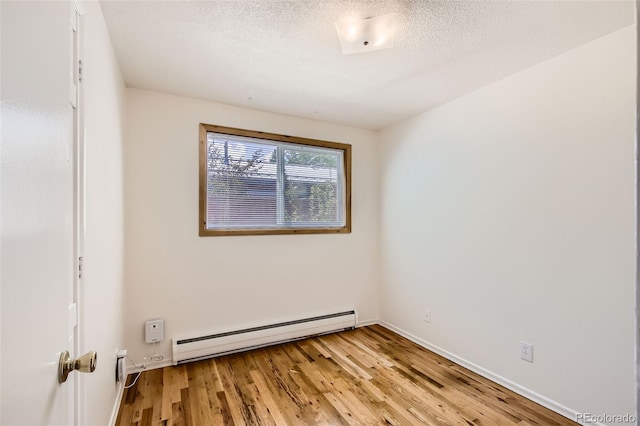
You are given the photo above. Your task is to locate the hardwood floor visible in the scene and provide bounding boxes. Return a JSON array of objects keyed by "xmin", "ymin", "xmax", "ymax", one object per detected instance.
[{"xmin": 115, "ymin": 325, "xmax": 577, "ymax": 425}]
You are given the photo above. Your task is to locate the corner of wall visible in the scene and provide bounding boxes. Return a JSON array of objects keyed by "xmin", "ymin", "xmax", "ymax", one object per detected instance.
[{"xmin": 81, "ymin": 1, "xmax": 128, "ymax": 424}]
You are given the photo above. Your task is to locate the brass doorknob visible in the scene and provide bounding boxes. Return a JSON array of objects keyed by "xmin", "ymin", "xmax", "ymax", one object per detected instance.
[{"xmin": 58, "ymin": 350, "xmax": 97, "ymax": 383}]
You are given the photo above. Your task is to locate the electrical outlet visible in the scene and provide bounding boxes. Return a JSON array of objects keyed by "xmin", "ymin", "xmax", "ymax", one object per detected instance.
[
  {"xmin": 520, "ymin": 341, "xmax": 533, "ymax": 363},
  {"xmin": 423, "ymin": 310, "xmax": 431, "ymax": 324}
]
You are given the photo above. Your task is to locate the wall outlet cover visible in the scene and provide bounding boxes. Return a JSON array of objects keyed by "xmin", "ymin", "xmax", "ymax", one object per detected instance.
[{"xmin": 520, "ymin": 341, "xmax": 533, "ymax": 363}]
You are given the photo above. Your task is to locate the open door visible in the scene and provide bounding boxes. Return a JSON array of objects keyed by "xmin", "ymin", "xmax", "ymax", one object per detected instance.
[{"xmin": 1, "ymin": 1, "xmax": 92, "ymax": 424}]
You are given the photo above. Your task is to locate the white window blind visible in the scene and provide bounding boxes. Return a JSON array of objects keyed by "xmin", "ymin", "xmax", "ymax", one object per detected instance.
[{"xmin": 205, "ymin": 132, "xmax": 346, "ymax": 230}]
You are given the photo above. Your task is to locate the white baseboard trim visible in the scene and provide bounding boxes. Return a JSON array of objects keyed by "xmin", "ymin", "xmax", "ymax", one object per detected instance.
[
  {"xmin": 108, "ymin": 382, "xmax": 125, "ymax": 426},
  {"xmin": 378, "ymin": 321, "xmax": 598, "ymax": 426},
  {"xmin": 356, "ymin": 318, "xmax": 378, "ymax": 328},
  {"xmin": 128, "ymin": 359, "xmax": 173, "ymax": 374}
]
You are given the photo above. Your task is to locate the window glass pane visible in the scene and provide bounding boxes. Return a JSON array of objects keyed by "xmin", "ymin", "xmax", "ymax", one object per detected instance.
[
  {"xmin": 206, "ymin": 134, "xmax": 277, "ymax": 228},
  {"xmin": 283, "ymin": 147, "xmax": 343, "ymax": 226}
]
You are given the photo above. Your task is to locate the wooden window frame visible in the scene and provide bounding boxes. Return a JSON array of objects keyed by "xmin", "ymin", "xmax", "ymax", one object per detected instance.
[{"xmin": 199, "ymin": 123, "xmax": 352, "ymax": 236}]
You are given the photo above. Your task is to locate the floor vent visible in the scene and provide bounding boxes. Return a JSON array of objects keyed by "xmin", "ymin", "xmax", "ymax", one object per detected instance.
[{"xmin": 172, "ymin": 310, "xmax": 356, "ymax": 365}]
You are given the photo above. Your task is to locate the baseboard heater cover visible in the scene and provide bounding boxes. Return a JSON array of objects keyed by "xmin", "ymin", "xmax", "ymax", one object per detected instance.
[{"xmin": 172, "ymin": 310, "xmax": 357, "ymax": 365}]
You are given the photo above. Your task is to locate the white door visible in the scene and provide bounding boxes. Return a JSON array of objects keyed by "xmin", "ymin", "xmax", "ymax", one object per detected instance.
[{"xmin": 1, "ymin": 1, "xmax": 88, "ymax": 424}]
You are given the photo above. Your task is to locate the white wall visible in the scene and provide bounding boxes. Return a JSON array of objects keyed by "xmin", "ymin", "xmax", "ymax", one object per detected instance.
[
  {"xmin": 379, "ymin": 25, "xmax": 636, "ymax": 421},
  {"xmin": 123, "ymin": 89, "xmax": 380, "ymax": 365},
  {"xmin": 81, "ymin": 2, "xmax": 126, "ymax": 425}
]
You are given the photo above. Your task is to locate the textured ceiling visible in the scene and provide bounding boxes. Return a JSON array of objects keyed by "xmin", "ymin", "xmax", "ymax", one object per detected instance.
[{"xmin": 100, "ymin": 0, "xmax": 634, "ymax": 130}]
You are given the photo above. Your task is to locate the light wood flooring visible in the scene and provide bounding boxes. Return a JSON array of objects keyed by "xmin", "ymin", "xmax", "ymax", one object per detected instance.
[{"xmin": 115, "ymin": 325, "xmax": 577, "ymax": 425}]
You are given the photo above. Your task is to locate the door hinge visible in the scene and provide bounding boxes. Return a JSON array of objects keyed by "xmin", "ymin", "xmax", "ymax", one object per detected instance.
[
  {"xmin": 78, "ymin": 256, "xmax": 84, "ymax": 279},
  {"xmin": 78, "ymin": 60, "xmax": 84, "ymax": 83}
]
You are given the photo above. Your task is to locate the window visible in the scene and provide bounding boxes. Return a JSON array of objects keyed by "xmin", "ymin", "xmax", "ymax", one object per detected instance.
[{"xmin": 199, "ymin": 124, "xmax": 351, "ymax": 236}]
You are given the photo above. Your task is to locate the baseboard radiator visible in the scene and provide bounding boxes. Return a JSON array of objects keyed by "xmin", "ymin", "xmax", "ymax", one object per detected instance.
[{"xmin": 172, "ymin": 310, "xmax": 357, "ymax": 365}]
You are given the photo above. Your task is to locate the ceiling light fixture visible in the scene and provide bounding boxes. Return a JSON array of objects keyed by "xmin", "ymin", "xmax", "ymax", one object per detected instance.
[{"xmin": 334, "ymin": 13, "xmax": 396, "ymax": 55}]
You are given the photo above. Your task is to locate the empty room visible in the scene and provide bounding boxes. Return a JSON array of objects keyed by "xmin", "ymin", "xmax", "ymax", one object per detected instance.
[{"xmin": 1, "ymin": 0, "xmax": 637, "ymax": 425}]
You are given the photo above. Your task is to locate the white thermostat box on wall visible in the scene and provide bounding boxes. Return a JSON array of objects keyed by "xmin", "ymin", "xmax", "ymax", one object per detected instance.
[{"xmin": 145, "ymin": 319, "xmax": 165, "ymax": 343}]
